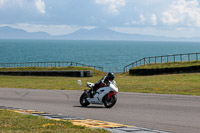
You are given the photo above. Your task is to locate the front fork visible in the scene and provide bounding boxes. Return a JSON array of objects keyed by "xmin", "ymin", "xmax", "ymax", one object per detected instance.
[
  {"xmin": 85, "ymin": 89, "xmax": 93, "ymax": 98},
  {"xmin": 84, "ymin": 90, "xmax": 90, "ymax": 96}
]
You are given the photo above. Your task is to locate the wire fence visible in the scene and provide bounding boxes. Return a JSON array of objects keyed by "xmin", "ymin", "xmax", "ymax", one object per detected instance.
[
  {"xmin": 104, "ymin": 67, "xmax": 123, "ymax": 73},
  {"xmin": 0, "ymin": 61, "xmax": 104, "ymax": 71},
  {"xmin": 123, "ymin": 53, "xmax": 200, "ymax": 73},
  {"xmin": 1, "ymin": 53, "xmax": 199, "ymax": 74}
]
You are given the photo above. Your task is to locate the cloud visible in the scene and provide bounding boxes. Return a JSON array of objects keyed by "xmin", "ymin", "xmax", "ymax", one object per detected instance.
[
  {"xmin": 95, "ymin": 0, "xmax": 125, "ymax": 15},
  {"xmin": 0, "ymin": 0, "xmax": 7, "ymax": 7},
  {"xmin": 161, "ymin": 0, "xmax": 200, "ymax": 27},
  {"xmin": 151, "ymin": 14, "xmax": 157, "ymax": 25},
  {"xmin": 0, "ymin": 0, "xmax": 25, "ymax": 8},
  {"xmin": 2, "ymin": 0, "xmax": 200, "ymax": 38},
  {"xmin": 125, "ymin": 13, "xmax": 147, "ymax": 25},
  {"xmin": 0, "ymin": 0, "xmax": 46, "ymax": 15},
  {"xmin": 35, "ymin": 0, "xmax": 45, "ymax": 14},
  {"xmin": 16, "ymin": 23, "xmax": 77, "ymax": 35},
  {"xmin": 140, "ymin": 14, "xmax": 146, "ymax": 23}
]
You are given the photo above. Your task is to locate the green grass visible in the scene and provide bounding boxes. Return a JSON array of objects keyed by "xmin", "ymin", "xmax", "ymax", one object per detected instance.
[
  {"xmin": 0, "ymin": 75, "xmax": 99, "ymax": 90},
  {"xmin": 0, "ymin": 73, "xmax": 200, "ymax": 95},
  {"xmin": 0, "ymin": 65, "xmax": 200, "ymax": 95},
  {"xmin": 0, "ymin": 66, "xmax": 106, "ymax": 76},
  {"xmin": 117, "ymin": 73, "xmax": 200, "ymax": 95},
  {"xmin": 131, "ymin": 61, "xmax": 200, "ymax": 69},
  {"xmin": 0, "ymin": 110, "xmax": 108, "ymax": 133}
]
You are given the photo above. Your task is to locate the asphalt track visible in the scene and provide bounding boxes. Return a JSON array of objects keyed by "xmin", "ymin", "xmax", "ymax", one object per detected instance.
[{"xmin": 0, "ymin": 88, "xmax": 200, "ymax": 133}]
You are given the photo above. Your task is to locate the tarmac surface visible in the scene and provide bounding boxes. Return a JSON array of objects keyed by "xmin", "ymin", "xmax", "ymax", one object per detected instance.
[{"xmin": 0, "ymin": 88, "xmax": 200, "ymax": 133}]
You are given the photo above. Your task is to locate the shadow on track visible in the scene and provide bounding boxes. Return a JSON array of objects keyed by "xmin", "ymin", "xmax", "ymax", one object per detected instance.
[{"xmin": 73, "ymin": 106, "xmax": 105, "ymax": 109}]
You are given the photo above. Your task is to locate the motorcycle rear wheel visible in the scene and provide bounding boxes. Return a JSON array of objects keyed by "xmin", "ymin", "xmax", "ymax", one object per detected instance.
[
  {"xmin": 103, "ymin": 95, "xmax": 117, "ymax": 108},
  {"xmin": 80, "ymin": 93, "xmax": 90, "ymax": 107}
]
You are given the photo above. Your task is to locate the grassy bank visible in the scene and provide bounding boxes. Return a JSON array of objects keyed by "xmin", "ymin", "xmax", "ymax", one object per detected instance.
[
  {"xmin": 0, "ymin": 73, "xmax": 200, "ymax": 95},
  {"xmin": 0, "ymin": 66, "xmax": 106, "ymax": 76},
  {"xmin": 118, "ymin": 73, "xmax": 200, "ymax": 95},
  {"xmin": 131, "ymin": 61, "xmax": 200, "ymax": 70},
  {"xmin": 0, "ymin": 110, "xmax": 108, "ymax": 133}
]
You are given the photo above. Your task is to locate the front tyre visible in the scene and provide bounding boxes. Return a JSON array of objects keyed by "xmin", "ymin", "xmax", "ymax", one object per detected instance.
[
  {"xmin": 103, "ymin": 94, "xmax": 117, "ymax": 108},
  {"xmin": 80, "ymin": 93, "xmax": 90, "ymax": 107}
]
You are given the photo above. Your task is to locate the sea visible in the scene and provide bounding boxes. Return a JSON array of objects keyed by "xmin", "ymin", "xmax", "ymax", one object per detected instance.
[{"xmin": 0, "ymin": 39, "xmax": 200, "ymax": 72}]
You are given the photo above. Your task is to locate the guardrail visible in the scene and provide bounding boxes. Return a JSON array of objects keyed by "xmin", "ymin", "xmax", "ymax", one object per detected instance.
[
  {"xmin": 0, "ymin": 61, "xmax": 103, "ymax": 71},
  {"xmin": 123, "ymin": 53, "xmax": 200, "ymax": 73}
]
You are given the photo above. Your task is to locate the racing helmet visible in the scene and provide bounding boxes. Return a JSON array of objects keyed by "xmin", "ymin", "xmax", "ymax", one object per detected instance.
[{"xmin": 107, "ymin": 72, "xmax": 115, "ymax": 81}]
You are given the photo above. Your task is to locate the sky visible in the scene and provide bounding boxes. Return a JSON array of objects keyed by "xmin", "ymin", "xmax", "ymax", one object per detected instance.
[{"xmin": 1, "ymin": 0, "xmax": 200, "ymax": 37}]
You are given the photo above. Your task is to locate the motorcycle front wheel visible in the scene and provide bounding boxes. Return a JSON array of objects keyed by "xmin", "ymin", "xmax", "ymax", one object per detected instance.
[
  {"xmin": 103, "ymin": 94, "xmax": 117, "ymax": 108},
  {"xmin": 80, "ymin": 93, "xmax": 90, "ymax": 107}
]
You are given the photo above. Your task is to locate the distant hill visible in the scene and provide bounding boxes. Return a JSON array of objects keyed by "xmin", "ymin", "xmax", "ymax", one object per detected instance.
[
  {"xmin": 55, "ymin": 27, "xmax": 170, "ymax": 41},
  {"xmin": 0, "ymin": 26, "xmax": 51, "ymax": 39},
  {"xmin": 0, "ymin": 26, "xmax": 200, "ymax": 41}
]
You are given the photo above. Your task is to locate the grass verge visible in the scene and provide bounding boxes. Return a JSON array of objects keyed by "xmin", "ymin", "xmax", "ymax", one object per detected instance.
[
  {"xmin": 0, "ymin": 109, "xmax": 108, "ymax": 133},
  {"xmin": 117, "ymin": 73, "xmax": 200, "ymax": 95},
  {"xmin": 0, "ymin": 73, "xmax": 200, "ymax": 95},
  {"xmin": 131, "ymin": 61, "xmax": 200, "ymax": 69},
  {"xmin": 0, "ymin": 66, "xmax": 106, "ymax": 76}
]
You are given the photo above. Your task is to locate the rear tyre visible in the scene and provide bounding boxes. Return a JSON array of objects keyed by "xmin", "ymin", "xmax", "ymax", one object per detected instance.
[
  {"xmin": 103, "ymin": 94, "xmax": 117, "ymax": 108},
  {"xmin": 80, "ymin": 93, "xmax": 90, "ymax": 107}
]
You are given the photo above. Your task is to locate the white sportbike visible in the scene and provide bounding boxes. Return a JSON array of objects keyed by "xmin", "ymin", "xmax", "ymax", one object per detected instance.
[{"xmin": 79, "ymin": 80, "xmax": 118, "ymax": 108}]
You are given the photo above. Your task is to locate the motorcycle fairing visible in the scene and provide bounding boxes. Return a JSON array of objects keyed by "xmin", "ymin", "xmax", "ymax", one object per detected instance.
[{"xmin": 86, "ymin": 86, "xmax": 112, "ymax": 104}]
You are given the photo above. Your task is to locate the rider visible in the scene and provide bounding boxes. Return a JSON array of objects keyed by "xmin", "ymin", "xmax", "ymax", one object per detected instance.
[{"xmin": 89, "ymin": 72, "xmax": 115, "ymax": 97}]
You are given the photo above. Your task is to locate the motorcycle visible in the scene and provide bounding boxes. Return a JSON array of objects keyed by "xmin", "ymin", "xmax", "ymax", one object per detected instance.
[{"xmin": 79, "ymin": 80, "xmax": 118, "ymax": 108}]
